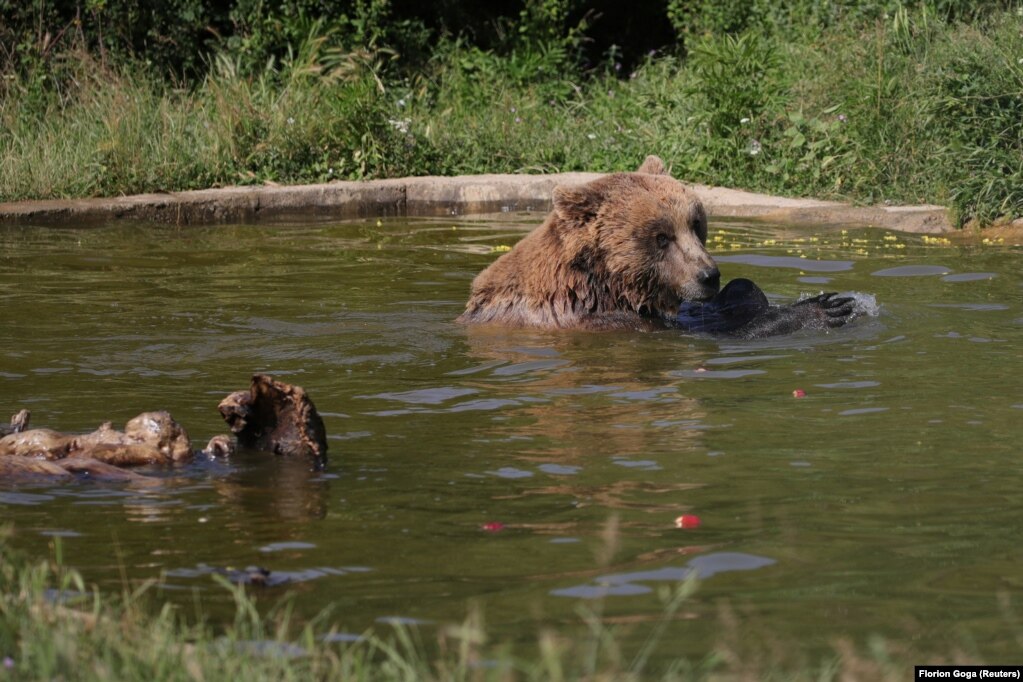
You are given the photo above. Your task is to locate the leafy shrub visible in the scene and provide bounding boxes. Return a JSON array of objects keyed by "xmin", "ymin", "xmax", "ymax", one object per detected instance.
[
  {"xmin": 685, "ymin": 32, "xmax": 783, "ymax": 138},
  {"xmin": 0, "ymin": 0, "xmax": 220, "ymax": 77}
]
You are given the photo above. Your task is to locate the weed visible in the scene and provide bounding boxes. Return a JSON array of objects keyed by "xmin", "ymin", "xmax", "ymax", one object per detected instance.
[
  {"xmin": 2, "ymin": 5, "xmax": 1022, "ymax": 226},
  {"xmin": 0, "ymin": 525, "xmax": 932, "ymax": 681}
]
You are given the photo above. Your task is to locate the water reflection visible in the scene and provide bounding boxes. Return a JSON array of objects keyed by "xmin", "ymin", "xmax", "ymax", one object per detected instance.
[
  {"xmin": 457, "ymin": 327, "xmax": 712, "ymax": 467},
  {"xmin": 212, "ymin": 451, "xmax": 332, "ymax": 525},
  {"xmin": 551, "ymin": 552, "xmax": 777, "ymax": 599},
  {"xmin": 493, "ymin": 479, "xmax": 703, "ymax": 514},
  {"xmin": 2, "ymin": 219, "xmax": 1022, "ymax": 661},
  {"xmin": 717, "ymin": 254, "xmax": 854, "ymax": 271},
  {"xmin": 164, "ymin": 562, "xmax": 355, "ymax": 588},
  {"xmin": 872, "ymin": 264, "xmax": 951, "ymax": 277}
]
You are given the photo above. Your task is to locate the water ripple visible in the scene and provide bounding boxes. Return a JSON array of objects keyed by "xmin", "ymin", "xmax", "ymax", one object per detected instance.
[
  {"xmin": 872, "ymin": 265, "xmax": 951, "ymax": 277},
  {"xmin": 717, "ymin": 255, "xmax": 854, "ymax": 272},
  {"xmin": 551, "ymin": 552, "xmax": 777, "ymax": 599}
]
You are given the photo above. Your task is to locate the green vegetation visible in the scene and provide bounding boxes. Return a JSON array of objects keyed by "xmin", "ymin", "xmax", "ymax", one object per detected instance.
[
  {"xmin": 0, "ymin": 530, "xmax": 922, "ymax": 681},
  {"xmin": 0, "ymin": 2, "xmax": 1020, "ymax": 222}
]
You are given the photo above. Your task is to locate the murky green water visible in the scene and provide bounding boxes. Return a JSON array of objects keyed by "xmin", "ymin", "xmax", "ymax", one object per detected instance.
[{"xmin": 1, "ymin": 216, "xmax": 1021, "ymax": 663}]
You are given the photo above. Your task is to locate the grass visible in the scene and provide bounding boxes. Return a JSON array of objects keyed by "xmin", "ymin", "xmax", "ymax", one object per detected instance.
[
  {"xmin": 1, "ymin": 9, "xmax": 1022, "ymax": 226},
  {"xmin": 0, "ymin": 525, "xmax": 957, "ymax": 682}
]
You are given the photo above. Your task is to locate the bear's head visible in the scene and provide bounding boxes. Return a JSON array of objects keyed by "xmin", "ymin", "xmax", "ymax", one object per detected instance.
[{"xmin": 551, "ymin": 156, "xmax": 719, "ymax": 319}]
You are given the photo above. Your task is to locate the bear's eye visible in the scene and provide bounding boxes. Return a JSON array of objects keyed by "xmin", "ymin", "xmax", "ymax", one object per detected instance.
[
  {"xmin": 695, "ymin": 219, "xmax": 708, "ymax": 244},
  {"xmin": 656, "ymin": 233, "xmax": 672, "ymax": 249}
]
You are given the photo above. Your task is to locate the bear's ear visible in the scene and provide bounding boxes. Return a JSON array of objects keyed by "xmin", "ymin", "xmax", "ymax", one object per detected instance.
[
  {"xmin": 636, "ymin": 155, "xmax": 668, "ymax": 175},
  {"xmin": 553, "ymin": 184, "xmax": 603, "ymax": 228}
]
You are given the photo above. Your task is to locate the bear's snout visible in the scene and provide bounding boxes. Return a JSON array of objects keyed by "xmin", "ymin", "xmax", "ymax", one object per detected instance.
[{"xmin": 697, "ymin": 266, "xmax": 721, "ymax": 299}]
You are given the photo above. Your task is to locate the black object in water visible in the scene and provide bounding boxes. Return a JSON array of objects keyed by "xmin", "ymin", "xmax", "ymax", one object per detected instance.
[{"xmin": 675, "ymin": 278, "xmax": 857, "ymax": 339}]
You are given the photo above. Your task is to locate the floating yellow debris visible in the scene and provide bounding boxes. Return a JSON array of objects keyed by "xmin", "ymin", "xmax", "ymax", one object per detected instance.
[{"xmin": 490, "ymin": 245, "xmax": 512, "ymax": 253}]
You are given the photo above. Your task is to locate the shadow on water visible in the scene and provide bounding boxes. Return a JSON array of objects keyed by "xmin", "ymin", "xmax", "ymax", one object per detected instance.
[{"xmin": 1, "ymin": 217, "xmax": 1022, "ymax": 662}]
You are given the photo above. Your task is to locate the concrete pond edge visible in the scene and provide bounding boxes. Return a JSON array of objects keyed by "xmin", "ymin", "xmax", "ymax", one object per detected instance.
[{"xmin": 0, "ymin": 173, "xmax": 953, "ymax": 233}]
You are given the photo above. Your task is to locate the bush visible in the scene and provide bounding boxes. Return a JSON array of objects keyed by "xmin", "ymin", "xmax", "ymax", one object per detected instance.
[
  {"xmin": 0, "ymin": 0, "xmax": 221, "ymax": 78},
  {"xmin": 2, "ymin": 1, "xmax": 1022, "ymax": 226},
  {"xmin": 929, "ymin": 17, "xmax": 1023, "ymax": 224}
]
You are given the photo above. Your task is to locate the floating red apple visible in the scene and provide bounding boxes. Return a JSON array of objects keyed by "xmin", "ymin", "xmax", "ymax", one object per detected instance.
[{"xmin": 674, "ymin": 515, "xmax": 701, "ymax": 529}]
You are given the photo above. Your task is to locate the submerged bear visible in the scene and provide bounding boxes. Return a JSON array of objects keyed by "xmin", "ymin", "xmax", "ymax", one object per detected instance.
[
  {"xmin": 458, "ymin": 155, "xmax": 861, "ymax": 334},
  {"xmin": 459, "ymin": 155, "xmax": 719, "ymax": 331},
  {"xmin": 217, "ymin": 374, "xmax": 328, "ymax": 461},
  {"xmin": 0, "ymin": 410, "xmax": 198, "ymax": 479},
  {"xmin": 0, "ymin": 375, "xmax": 327, "ymax": 479}
]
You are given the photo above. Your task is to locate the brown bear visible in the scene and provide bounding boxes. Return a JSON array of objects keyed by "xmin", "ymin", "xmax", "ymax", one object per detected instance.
[
  {"xmin": 217, "ymin": 374, "xmax": 328, "ymax": 460},
  {"xmin": 0, "ymin": 377, "xmax": 328, "ymax": 480},
  {"xmin": 457, "ymin": 156, "xmax": 719, "ymax": 330},
  {"xmin": 0, "ymin": 411, "xmax": 194, "ymax": 465}
]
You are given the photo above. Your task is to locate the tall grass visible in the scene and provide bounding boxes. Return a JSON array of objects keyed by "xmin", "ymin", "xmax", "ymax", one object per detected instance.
[
  {"xmin": 1, "ymin": 8, "xmax": 1021, "ymax": 225},
  {"xmin": 0, "ymin": 526, "xmax": 927, "ymax": 682}
]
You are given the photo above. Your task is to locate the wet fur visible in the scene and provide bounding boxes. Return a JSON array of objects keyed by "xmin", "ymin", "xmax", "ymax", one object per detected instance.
[
  {"xmin": 218, "ymin": 374, "xmax": 328, "ymax": 460},
  {"xmin": 458, "ymin": 156, "xmax": 718, "ymax": 330},
  {"xmin": 0, "ymin": 411, "xmax": 192, "ymax": 465}
]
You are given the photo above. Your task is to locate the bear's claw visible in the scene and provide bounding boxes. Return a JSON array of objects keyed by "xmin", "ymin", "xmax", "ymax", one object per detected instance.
[{"xmin": 806, "ymin": 292, "xmax": 858, "ymax": 327}]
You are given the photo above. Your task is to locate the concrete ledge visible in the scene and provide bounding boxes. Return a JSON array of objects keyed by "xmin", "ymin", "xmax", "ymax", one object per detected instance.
[
  {"xmin": 692, "ymin": 184, "xmax": 951, "ymax": 233},
  {"xmin": 0, "ymin": 173, "xmax": 953, "ymax": 233}
]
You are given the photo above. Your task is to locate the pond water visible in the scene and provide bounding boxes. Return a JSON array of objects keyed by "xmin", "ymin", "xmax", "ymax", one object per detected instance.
[{"xmin": 1, "ymin": 216, "xmax": 1021, "ymax": 664}]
